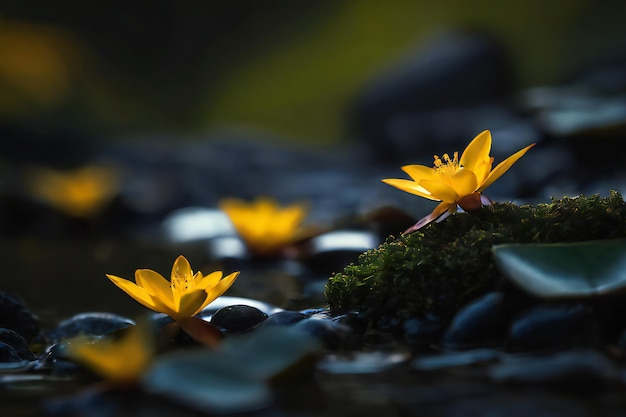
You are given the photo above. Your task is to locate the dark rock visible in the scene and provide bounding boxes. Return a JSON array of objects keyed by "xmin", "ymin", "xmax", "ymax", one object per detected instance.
[
  {"xmin": 262, "ymin": 311, "xmax": 308, "ymax": 327},
  {"xmin": 507, "ymin": 303, "xmax": 594, "ymax": 352},
  {"xmin": 0, "ymin": 328, "xmax": 36, "ymax": 360},
  {"xmin": 46, "ymin": 312, "xmax": 135, "ymax": 342},
  {"xmin": 489, "ymin": 349, "xmax": 620, "ymax": 389},
  {"xmin": 293, "ymin": 317, "xmax": 357, "ymax": 350},
  {"xmin": 412, "ymin": 348, "xmax": 501, "ymax": 371},
  {"xmin": 0, "ymin": 342, "xmax": 22, "ymax": 362},
  {"xmin": 210, "ymin": 305, "xmax": 268, "ymax": 332},
  {"xmin": 0, "ymin": 291, "xmax": 40, "ymax": 343},
  {"xmin": 300, "ymin": 230, "xmax": 379, "ymax": 276},
  {"xmin": 403, "ymin": 315, "xmax": 445, "ymax": 348},
  {"xmin": 441, "ymin": 292, "xmax": 512, "ymax": 350}
]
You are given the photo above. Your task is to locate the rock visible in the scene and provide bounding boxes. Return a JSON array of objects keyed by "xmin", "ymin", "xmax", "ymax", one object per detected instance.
[
  {"xmin": 489, "ymin": 349, "xmax": 620, "ymax": 388},
  {"xmin": 210, "ymin": 305, "xmax": 268, "ymax": 332},
  {"xmin": 441, "ymin": 292, "xmax": 512, "ymax": 350},
  {"xmin": 412, "ymin": 348, "xmax": 501, "ymax": 371},
  {"xmin": 293, "ymin": 317, "xmax": 357, "ymax": 350},
  {"xmin": 0, "ymin": 342, "xmax": 22, "ymax": 362},
  {"xmin": 46, "ymin": 312, "xmax": 135, "ymax": 341},
  {"xmin": 301, "ymin": 230, "xmax": 379, "ymax": 276},
  {"xmin": 0, "ymin": 328, "xmax": 36, "ymax": 360},
  {"xmin": 507, "ymin": 302, "xmax": 594, "ymax": 351},
  {"xmin": 0, "ymin": 291, "xmax": 40, "ymax": 343},
  {"xmin": 261, "ymin": 311, "xmax": 308, "ymax": 327},
  {"xmin": 403, "ymin": 315, "xmax": 445, "ymax": 348}
]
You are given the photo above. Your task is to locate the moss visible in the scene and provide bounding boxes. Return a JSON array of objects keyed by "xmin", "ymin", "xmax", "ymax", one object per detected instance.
[{"xmin": 325, "ymin": 191, "xmax": 626, "ymax": 328}]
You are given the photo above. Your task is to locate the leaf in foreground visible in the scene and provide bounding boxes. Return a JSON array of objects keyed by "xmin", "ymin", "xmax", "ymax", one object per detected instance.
[
  {"xmin": 143, "ymin": 326, "xmax": 321, "ymax": 413},
  {"xmin": 493, "ymin": 239, "xmax": 626, "ymax": 298}
]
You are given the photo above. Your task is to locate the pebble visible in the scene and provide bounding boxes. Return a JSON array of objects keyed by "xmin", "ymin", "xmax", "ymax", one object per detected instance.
[
  {"xmin": 46, "ymin": 312, "xmax": 135, "ymax": 341},
  {"xmin": 210, "ymin": 305, "xmax": 268, "ymax": 332}
]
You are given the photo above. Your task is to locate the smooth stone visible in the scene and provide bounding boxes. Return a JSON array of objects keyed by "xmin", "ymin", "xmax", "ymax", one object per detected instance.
[
  {"xmin": 0, "ymin": 342, "xmax": 22, "ymax": 362},
  {"xmin": 210, "ymin": 305, "xmax": 268, "ymax": 332},
  {"xmin": 293, "ymin": 317, "xmax": 357, "ymax": 350},
  {"xmin": 197, "ymin": 296, "xmax": 284, "ymax": 321},
  {"xmin": 412, "ymin": 348, "xmax": 502, "ymax": 371},
  {"xmin": 318, "ymin": 350, "xmax": 411, "ymax": 374},
  {"xmin": 403, "ymin": 315, "xmax": 445, "ymax": 348},
  {"xmin": 441, "ymin": 292, "xmax": 511, "ymax": 350},
  {"xmin": 46, "ymin": 312, "xmax": 135, "ymax": 341},
  {"xmin": 301, "ymin": 230, "xmax": 379, "ymax": 276},
  {"xmin": 507, "ymin": 303, "xmax": 593, "ymax": 351},
  {"xmin": 0, "ymin": 291, "xmax": 40, "ymax": 343},
  {"xmin": 0, "ymin": 328, "xmax": 35, "ymax": 360},
  {"xmin": 489, "ymin": 349, "xmax": 620, "ymax": 388},
  {"xmin": 261, "ymin": 311, "xmax": 308, "ymax": 327},
  {"xmin": 161, "ymin": 207, "xmax": 236, "ymax": 243}
]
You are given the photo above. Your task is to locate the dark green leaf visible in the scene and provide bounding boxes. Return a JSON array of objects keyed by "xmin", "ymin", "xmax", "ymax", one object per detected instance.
[{"xmin": 492, "ymin": 239, "xmax": 626, "ymax": 298}]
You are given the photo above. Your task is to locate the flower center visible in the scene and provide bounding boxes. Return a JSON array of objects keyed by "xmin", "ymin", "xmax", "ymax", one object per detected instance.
[
  {"xmin": 171, "ymin": 270, "xmax": 191, "ymax": 292},
  {"xmin": 433, "ymin": 152, "xmax": 459, "ymax": 176}
]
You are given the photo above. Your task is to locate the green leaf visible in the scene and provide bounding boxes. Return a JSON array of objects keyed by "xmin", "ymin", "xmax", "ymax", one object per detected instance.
[
  {"xmin": 143, "ymin": 326, "xmax": 321, "ymax": 413},
  {"xmin": 492, "ymin": 239, "xmax": 626, "ymax": 298}
]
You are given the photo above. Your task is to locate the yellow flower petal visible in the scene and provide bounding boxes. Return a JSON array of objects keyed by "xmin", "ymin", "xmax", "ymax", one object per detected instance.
[
  {"xmin": 220, "ymin": 197, "xmax": 308, "ymax": 255},
  {"xmin": 479, "ymin": 143, "xmax": 535, "ymax": 192},
  {"xmin": 135, "ymin": 269, "xmax": 173, "ymax": 303},
  {"xmin": 401, "ymin": 164, "xmax": 439, "ymax": 183},
  {"xmin": 106, "ymin": 275, "xmax": 159, "ymax": 312},
  {"xmin": 195, "ymin": 271, "xmax": 223, "ymax": 290},
  {"xmin": 202, "ymin": 271, "xmax": 240, "ymax": 310},
  {"xmin": 418, "ymin": 180, "xmax": 459, "ymax": 203},
  {"xmin": 460, "ymin": 130, "xmax": 492, "ymax": 171},
  {"xmin": 66, "ymin": 319, "xmax": 154, "ymax": 382},
  {"xmin": 381, "ymin": 179, "xmax": 439, "ymax": 200},
  {"xmin": 448, "ymin": 168, "xmax": 478, "ymax": 197},
  {"xmin": 177, "ymin": 289, "xmax": 208, "ymax": 319},
  {"xmin": 107, "ymin": 257, "xmax": 239, "ymax": 321},
  {"xmin": 171, "ymin": 255, "xmax": 193, "ymax": 281}
]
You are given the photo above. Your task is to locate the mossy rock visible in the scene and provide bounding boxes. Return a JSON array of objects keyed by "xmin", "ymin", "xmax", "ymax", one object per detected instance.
[{"xmin": 325, "ymin": 191, "xmax": 626, "ymax": 330}]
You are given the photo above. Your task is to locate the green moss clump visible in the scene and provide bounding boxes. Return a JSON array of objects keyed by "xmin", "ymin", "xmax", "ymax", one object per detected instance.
[{"xmin": 325, "ymin": 191, "xmax": 626, "ymax": 328}]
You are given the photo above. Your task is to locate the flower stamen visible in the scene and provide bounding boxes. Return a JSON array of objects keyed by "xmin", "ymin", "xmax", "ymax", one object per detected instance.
[{"xmin": 433, "ymin": 152, "xmax": 459, "ymax": 175}]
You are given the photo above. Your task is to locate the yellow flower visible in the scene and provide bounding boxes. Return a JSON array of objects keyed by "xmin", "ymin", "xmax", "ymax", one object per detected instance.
[
  {"xmin": 219, "ymin": 197, "xmax": 308, "ymax": 256},
  {"xmin": 382, "ymin": 130, "xmax": 535, "ymax": 233},
  {"xmin": 26, "ymin": 165, "xmax": 119, "ymax": 218},
  {"xmin": 106, "ymin": 256, "xmax": 239, "ymax": 321},
  {"xmin": 66, "ymin": 318, "xmax": 154, "ymax": 383}
]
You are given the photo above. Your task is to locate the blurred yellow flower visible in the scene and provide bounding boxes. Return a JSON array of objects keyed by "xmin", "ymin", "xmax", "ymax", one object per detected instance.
[
  {"xmin": 66, "ymin": 319, "xmax": 154, "ymax": 383},
  {"xmin": 107, "ymin": 256, "xmax": 239, "ymax": 321},
  {"xmin": 383, "ymin": 130, "xmax": 535, "ymax": 233},
  {"xmin": 27, "ymin": 165, "xmax": 119, "ymax": 218},
  {"xmin": 219, "ymin": 197, "xmax": 308, "ymax": 256}
]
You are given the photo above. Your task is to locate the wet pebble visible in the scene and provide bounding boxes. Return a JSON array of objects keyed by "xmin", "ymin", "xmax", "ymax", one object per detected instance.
[
  {"xmin": 46, "ymin": 312, "xmax": 135, "ymax": 341},
  {"xmin": 300, "ymin": 230, "xmax": 379, "ymax": 276},
  {"xmin": 507, "ymin": 303, "xmax": 593, "ymax": 351},
  {"xmin": 294, "ymin": 317, "xmax": 357, "ymax": 350},
  {"xmin": 261, "ymin": 310, "xmax": 308, "ymax": 327},
  {"xmin": 489, "ymin": 349, "xmax": 620, "ymax": 388},
  {"xmin": 0, "ymin": 328, "xmax": 36, "ymax": 360},
  {"xmin": 403, "ymin": 314, "xmax": 445, "ymax": 348},
  {"xmin": 441, "ymin": 292, "xmax": 511, "ymax": 350},
  {"xmin": 412, "ymin": 348, "xmax": 502, "ymax": 371},
  {"xmin": 198, "ymin": 296, "xmax": 283, "ymax": 321},
  {"xmin": 210, "ymin": 305, "xmax": 268, "ymax": 332},
  {"xmin": 0, "ymin": 342, "xmax": 22, "ymax": 362},
  {"xmin": 0, "ymin": 291, "xmax": 40, "ymax": 343}
]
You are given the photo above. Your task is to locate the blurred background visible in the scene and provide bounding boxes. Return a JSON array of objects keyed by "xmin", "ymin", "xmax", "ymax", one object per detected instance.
[
  {"xmin": 2, "ymin": 0, "xmax": 626, "ymax": 320},
  {"xmin": 1, "ymin": 0, "xmax": 625, "ymax": 149}
]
